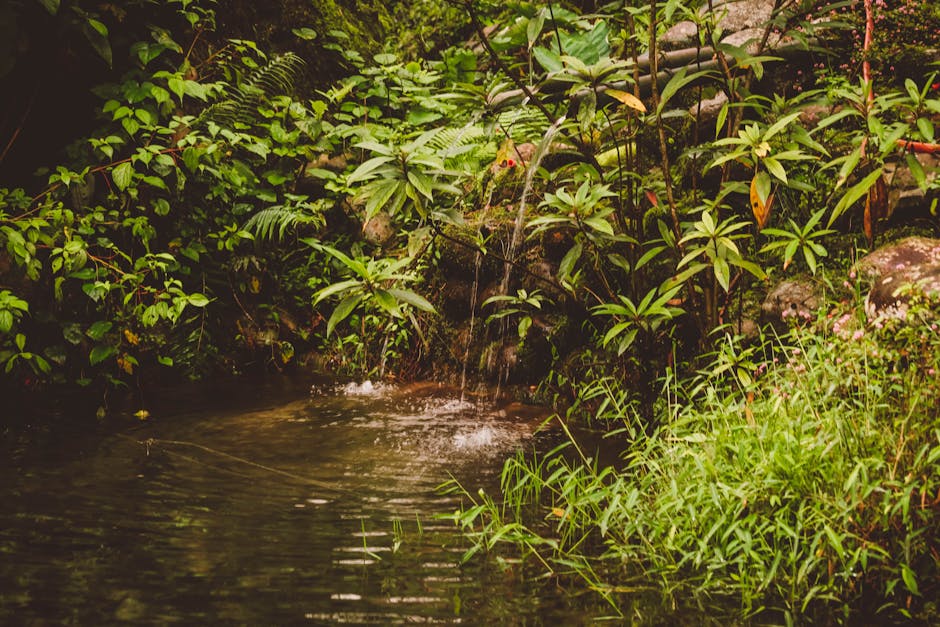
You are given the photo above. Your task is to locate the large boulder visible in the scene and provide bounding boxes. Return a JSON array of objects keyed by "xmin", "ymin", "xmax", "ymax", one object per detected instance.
[
  {"xmin": 857, "ymin": 236, "xmax": 940, "ymax": 318},
  {"xmin": 662, "ymin": 0, "xmax": 776, "ymax": 48}
]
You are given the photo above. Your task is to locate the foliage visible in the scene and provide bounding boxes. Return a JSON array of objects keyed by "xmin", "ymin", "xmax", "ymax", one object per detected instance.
[{"xmin": 444, "ymin": 297, "xmax": 940, "ymax": 622}]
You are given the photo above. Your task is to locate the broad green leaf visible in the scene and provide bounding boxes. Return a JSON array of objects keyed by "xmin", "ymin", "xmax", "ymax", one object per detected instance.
[
  {"xmin": 112, "ymin": 162, "xmax": 134, "ymax": 191},
  {"xmin": 86, "ymin": 320, "xmax": 112, "ymax": 340},
  {"xmin": 901, "ymin": 564, "xmax": 920, "ymax": 596},
  {"xmin": 187, "ymin": 293, "xmax": 210, "ymax": 307},
  {"xmin": 388, "ymin": 288, "xmax": 436, "ymax": 313},
  {"xmin": 582, "ymin": 216, "xmax": 614, "ymax": 236},
  {"xmin": 89, "ymin": 344, "xmax": 117, "ymax": 366},
  {"xmin": 406, "ymin": 171, "xmax": 434, "ymax": 200},
  {"xmin": 326, "ymin": 294, "xmax": 362, "ymax": 336},
  {"xmin": 82, "ymin": 18, "xmax": 112, "ymax": 67},
  {"xmin": 658, "ymin": 68, "xmax": 711, "ymax": 115},
  {"xmin": 292, "ymin": 27, "xmax": 317, "ymax": 40},
  {"xmin": 830, "ymin": 168, "xmax": 883, "ymax": 225},
  {"xmin": 763, "ymin": 111, "xmax": 803, "ymax": 141},
  {"xmin": 532, "ymin": 46, "xmax": 564, "ymax": 73},
  {"xmin": 763, "ymin": 156, "xmax": 787, "ymax": 184},
  {"xmin": 346, "ymin": 156, "xmax": 394, "ymax": 184},
  {"xmin": 373, "ymin": 289, "xmax": 400, "ymax": 316},
  {"xmin": 313, "ymin": 279, "xmax": 360, "ymax": 305},
  {"xmin": 916, "ymin": 117, "xmax": 934, "ymax": 142}
]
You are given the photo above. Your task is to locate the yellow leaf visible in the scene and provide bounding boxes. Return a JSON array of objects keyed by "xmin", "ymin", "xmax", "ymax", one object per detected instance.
[
  {"xmin": 750, "ymin": 174, "xmax": 772, "ymax": 229},
  {"xmin": 551, "ymin": 507, "xmax": 566, "ymax": 518},
  {"xmin": 117, "ymin": 355, "xmax": 134, "ymax": 375},
  {"xmin": 605, "ymin": 88, "xmax": 647, "ymax": 113}
]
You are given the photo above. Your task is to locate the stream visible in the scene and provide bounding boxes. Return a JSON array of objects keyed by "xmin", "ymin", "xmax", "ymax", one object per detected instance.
[{"xmin": 0, "ymin": 378, "xmax": 609, "ymax": 624}]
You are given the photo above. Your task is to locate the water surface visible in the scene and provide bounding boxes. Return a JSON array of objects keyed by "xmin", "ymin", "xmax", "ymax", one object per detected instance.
[{"xmin": 0, "ymin": 379, "xmax": 604, "ymax": 624}]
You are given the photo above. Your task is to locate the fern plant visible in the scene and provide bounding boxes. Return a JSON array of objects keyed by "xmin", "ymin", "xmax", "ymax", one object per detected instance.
[{"xmin": 201, "ymin": 52, "xmax": 307, "ymax": 128}]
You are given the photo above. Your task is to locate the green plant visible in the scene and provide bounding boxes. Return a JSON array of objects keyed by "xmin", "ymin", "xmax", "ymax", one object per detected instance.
[{"xmin": 760, "ymin": 208, "xmax": 835, "ymax": 274}]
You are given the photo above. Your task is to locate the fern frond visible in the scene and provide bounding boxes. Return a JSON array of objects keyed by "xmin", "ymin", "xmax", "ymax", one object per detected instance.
[
  {"xmin": 244, "ymin": 202, "xmax": 324, "ymax": 242},
  {"xmin": 493, "ymin": 107, "xmax": 550, "ymax": 144},
  {"xmin": 202, "ymin": 53, "xmax": 306, "ymax": 128}
]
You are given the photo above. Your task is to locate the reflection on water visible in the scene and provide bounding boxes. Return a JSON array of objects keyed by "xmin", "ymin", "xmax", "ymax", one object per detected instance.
[{"xmin": 0, "ymin": 379, "xmax": 601, "ymax": 624}]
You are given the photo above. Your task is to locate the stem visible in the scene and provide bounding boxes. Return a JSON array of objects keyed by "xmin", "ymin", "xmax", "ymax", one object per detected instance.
[{"xmin": 647, "ymin": 0, "xmax": 682, "ymax": 247}]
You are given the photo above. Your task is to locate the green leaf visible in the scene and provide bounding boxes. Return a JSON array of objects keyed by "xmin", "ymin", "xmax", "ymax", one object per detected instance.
[
  {"xmin": 373, "ymin": 289, "xmax": 400, "ymax": 316},
  {"xmin": 112, "ymin": 162, "xmax": 134, "ymax": 191},
  {"xmin": 906, "ymin": 153, "xmax": 927, "ymax": 190},
  {"xmin": 37, "ymin": 0, "xmax": 59, "ymax": 14},
  {"xmin": 901, "ymin": 564, "xmax": 920, "ymax": 596},
  {"xmin": 763, "ymin": 156, "xmax": 787, "ymax": 184},
  {"xmin": 763, "ymin": 111, "xmax": 803, "ymax": 142},
  {"xmin": 292, "ymin": 27, "xmax": 317, "ymax": 40},
  {"xmin": 407, "ymin": 171, "xmax": 434, "ymax": 200},
  {"xmin": 312, "ymin": 279, "xmax": 360, "ymax": 305},
  {"xmin": 326, "ymin": 294, "xmax": 362, "ymax": 336},
  {"xmin": 82, "ymin": 18, "xmax": 112, "ymax": 67},
  {"xmin": 916, "ymin": 117, "xmax": 934, "ymax": 143},
  {"xmin": 89, "ymin": 344, "xmax": 117, "ymax": 366},
  {"xmin": 532, "ymin": 46, "xmax": 564, "ymax": 73},
  {"xmin": 658, "ymin": 68, "xmax": 711, "ymax": 114},
  {"xmin": 86, "ymin": 320, "xmax": 112, "ymax": 340},
  {"xmin": 388, "ymin": 288, "xmax": 436, "ymax": 313},
  {"xmin": 830, "ymin": 168, "xmax": 883, "ymax": 225},
  {"xmin": 346, "ymin": 156, "xmax": 394, "ymax": 184},
  {"xmin": 187, "ymin": 293, "xmax": 210, "ymax": 307},
  {"xmin": 582, "ymin": 216, "xmax": 614, "ymax": 236}
]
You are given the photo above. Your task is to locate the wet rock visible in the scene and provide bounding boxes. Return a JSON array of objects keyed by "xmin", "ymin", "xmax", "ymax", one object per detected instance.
[
  {"xmin": 761, "ymin": 279, "xmax": 820, "ymax": 323},
  {"xmin": 857, "ymin": 236, "xmax": 940, "ymax": 319}
]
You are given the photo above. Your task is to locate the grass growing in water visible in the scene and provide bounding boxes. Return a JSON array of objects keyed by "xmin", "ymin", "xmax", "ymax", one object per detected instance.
[{"xmin": 444, "ymin": 298, "xmax": 940, "ymax": 624}]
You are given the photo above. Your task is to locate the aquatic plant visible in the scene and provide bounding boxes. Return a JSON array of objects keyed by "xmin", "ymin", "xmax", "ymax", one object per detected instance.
[{"xmin": 445, "ymin": 295, "xmax": 940, "ymax": 623}]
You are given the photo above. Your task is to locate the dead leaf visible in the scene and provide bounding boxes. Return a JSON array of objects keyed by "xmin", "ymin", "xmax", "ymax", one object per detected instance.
[
  {"xmin": 750, "ymin": 173, "xmax": 772, "ymax": 229},
  {"xmin": 606, "ymin": 88, "xmax": 647, "ymax": 113}
]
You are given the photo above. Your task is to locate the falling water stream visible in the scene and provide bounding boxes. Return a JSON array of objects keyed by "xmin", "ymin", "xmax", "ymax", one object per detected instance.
[{"xmin": 0, "ymin": 378, "xmax": 613, "ymax": 624}]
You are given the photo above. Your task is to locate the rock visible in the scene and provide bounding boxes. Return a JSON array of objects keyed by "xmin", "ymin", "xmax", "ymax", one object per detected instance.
[
  {"xmin": 761, "ymin": 279, "xmax": 820, "ymax": 323},
  {"xmin": 857, "ymin": 236, "xmax": 940, "ymax": 319},
  {"xmin": 882, "ymin": 153, "xmax": 940, "ymax": 218},
  {"xmin": 661, "ymin": 21, "xmax": 700, "ymax": 48},
  {"xmin": 362, "ymin": 212, "xmax": 395, "ymax": 246},
  {"xmin": 689, "ymin": 90, "xmax": 729, "ymax": 122},
  {"xmin": 661, "ymin": 0, "xmax": 776, "ymax": 48}
]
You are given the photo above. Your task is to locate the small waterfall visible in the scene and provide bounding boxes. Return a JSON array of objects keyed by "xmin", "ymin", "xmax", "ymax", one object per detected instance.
[
  {"xmin": 490, "ymin": 116, "xmax": 566, "ymax": 401},
  {"xmin": 459, "ymin": 249, "xmax": 483, "ymax": 401},
  {"xmin": 497, "ymin": 115, "xmax": 567, "ymax": 300}
]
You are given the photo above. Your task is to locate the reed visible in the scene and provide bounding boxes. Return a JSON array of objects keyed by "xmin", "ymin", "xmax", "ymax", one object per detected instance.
[{"xmin": 445, "ymin": 297, "xmax": 940, "ymax": 623}]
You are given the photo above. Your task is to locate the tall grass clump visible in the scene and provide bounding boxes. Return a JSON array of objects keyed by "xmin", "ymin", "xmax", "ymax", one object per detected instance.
[{"xmin": 445, "ymin": 296, "xmax": 940, "ymax": 623}]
